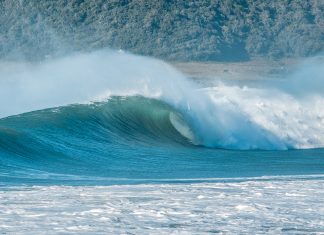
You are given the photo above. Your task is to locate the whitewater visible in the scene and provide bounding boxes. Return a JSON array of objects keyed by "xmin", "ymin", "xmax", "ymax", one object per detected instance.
[{"xmin": 1, "ymin": 50, "xmax": 324, "ymax": 233}]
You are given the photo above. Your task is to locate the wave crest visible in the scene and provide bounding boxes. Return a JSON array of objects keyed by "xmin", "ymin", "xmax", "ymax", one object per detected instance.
[{"xmin": 0, "ymin": 51, "xmax": 323, "ymax": 150}]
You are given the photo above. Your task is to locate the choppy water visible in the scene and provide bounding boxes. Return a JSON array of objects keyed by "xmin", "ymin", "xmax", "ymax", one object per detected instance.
[{"xmin": 1, "ymin": 177, "xmax": 324, "ymax": 234}]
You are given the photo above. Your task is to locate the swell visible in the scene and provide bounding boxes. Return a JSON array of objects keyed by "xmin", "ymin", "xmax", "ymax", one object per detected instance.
[
  {"xmin": 0, "ymin": 96, "xmax": 194, "ymax": 151},
  {"xmin": 0, "ymin": 96, "xmax": 195, "ymax": 173}
]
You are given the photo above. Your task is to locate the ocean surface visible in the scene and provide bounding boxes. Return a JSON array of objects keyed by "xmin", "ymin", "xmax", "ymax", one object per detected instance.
[
  {"xmin": 1, "ymin": 94, "xmax": 324, "ymax": 186},
  {"xmin": 0, "ymin": 51, "xmax": 324, "ymax": 233}
]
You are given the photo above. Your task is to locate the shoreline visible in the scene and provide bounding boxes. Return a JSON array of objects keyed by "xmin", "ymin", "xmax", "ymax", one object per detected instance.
[{"xmin": 172, "ymin": 58, "xmax": 299, "ymax": 82}]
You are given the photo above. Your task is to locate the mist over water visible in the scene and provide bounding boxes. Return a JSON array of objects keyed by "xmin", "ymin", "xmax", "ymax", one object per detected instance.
[
  {"xmin": 0, "ymin": 50, "xmax": 188, "ymax": 117},
  {"xmin": 0, "ymin": 50, "xmax": 324, "ymax": 150}
]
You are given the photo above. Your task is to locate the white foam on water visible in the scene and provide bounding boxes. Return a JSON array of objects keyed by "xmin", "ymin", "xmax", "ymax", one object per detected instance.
[
  {"xmin": 1, "ymin": 178, "xmax": 324, "ymax": 234},
  {"xmin": 206, "ymin": 84, "xmax": 324, "ymax": 149}
]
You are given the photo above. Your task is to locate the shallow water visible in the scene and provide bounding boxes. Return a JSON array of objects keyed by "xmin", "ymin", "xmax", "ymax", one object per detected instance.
[{"xmin": 1, "ymin": 177, "xmax": 324, "ymax": 234}]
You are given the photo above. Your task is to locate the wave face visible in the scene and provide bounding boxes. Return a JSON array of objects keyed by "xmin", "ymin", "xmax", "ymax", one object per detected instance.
[
  {"xmin": 0, "ymin": 96, "xmax": 193, "ymax": 149},
  {"xmin": 1, "ymin": 95, "xmax": 324, "ymax": 185},
  {"xmin": 0, "ymin": 51, "xmax": 324, "ymax": 184}
]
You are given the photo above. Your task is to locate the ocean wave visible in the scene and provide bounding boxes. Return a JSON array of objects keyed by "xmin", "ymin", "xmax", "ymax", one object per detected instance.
[
  {"xmin": 2, "ymin": 51, "xmax": 323, "ymax": 150},
  {"xmin": 0, "ymin": 96, "xmax": 195, "ymax": 149}
]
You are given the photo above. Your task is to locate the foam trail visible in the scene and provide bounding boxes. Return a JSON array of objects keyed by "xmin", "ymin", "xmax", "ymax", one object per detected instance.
[{"xmin": 0, "ymin": 50, "xmax": 323, "ymax": 150}]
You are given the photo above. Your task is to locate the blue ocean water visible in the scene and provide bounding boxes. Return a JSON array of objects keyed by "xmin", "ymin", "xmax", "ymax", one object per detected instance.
[
  {"xmin": 0, "ymin": 95, "xmax": 324, "ymax": 186},
  {"xmin": 0, "ymin": 51, "xmax": 324, "ymax": 186}
]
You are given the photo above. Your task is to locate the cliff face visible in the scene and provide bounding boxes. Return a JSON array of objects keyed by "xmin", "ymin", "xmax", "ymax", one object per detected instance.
[{"xmin": 0, "ymin": 0, "xmax": 323, "ymax": 61}]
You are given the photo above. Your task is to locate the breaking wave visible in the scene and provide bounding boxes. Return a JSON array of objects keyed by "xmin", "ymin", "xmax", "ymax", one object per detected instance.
[
  {"xmin": 1, "ymin": 50, "xmax": 324, "ymax": 150},
  {"xmin": 1, "ymin": 50, "xmax": 324, "ymax": 184}
]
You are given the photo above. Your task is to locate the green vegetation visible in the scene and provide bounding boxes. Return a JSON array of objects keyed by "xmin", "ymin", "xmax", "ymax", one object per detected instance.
[{"xmin": 0, "ymin": 0, "xmax": 323, "ymax": 61}]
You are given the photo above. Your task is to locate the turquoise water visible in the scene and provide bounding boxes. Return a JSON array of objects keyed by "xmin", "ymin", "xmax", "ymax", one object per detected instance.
[
  {"xmin": 1, "ymin": 51, "xmax": 324, "ymax": 186},
  {"xmin": 1, "ymin": 96, "xmax": 324, "ymax": 185}
]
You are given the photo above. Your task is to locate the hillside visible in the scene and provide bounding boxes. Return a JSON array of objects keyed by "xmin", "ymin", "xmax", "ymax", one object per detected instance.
[{"xmin": 0, "ymin": 0, "xmax": 323, "ymax": 61}]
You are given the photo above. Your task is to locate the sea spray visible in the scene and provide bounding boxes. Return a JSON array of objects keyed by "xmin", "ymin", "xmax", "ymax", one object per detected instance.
[{"xmin": 0, "ymin": 50, "xmax": 324, "ymax": 150}]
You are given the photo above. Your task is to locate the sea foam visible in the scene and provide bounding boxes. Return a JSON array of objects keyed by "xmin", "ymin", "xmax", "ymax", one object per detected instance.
[{"xmin": 1, "ymin": 177, "xmax": 324, "ymax": 234}]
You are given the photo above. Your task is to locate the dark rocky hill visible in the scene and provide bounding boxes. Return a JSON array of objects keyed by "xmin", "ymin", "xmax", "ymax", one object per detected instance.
[{"xmin": 0, "ymin": 0, "xmax": 323, "ymax": 61}]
